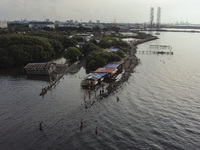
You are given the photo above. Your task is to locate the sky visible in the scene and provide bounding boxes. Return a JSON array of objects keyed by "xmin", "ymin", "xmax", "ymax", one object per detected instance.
[{"xmin": 0, "ymin": 0, "xmax": 200, "ymax": 24}]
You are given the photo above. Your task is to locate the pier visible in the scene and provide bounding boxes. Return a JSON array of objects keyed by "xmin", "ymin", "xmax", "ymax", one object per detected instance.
[
  {"xmin": 137, "ymin": 51, "xmax": 173, "ymax": 55},
  {"xmin": 137, "ymin": 45, "xmax": 173, "ymax": 55},
  {"xmin": 40, "ymin": 61, "xmax": 79, "ymax": 96},
  {"xmin": 149, "ymin": 45, "xmax": 172, "ymax": 50}
]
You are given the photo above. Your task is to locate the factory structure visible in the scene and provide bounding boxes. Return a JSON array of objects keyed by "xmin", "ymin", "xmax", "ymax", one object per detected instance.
[{"xmin": 149, "ymin": 7, "xmax": 161, "ymax": 28}]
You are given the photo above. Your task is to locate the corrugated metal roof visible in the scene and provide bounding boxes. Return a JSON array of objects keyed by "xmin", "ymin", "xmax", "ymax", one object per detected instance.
[
  {"xmin": 91, "ymin": 73, "xmax": 107, "ymax": 78},
  {"xmin": 24, "ymin": 62, "xmax": 55, "ymax": 70},
  {"xmin": 110, "ymin": 47, "xmax": 119, "ymax": 51},
  {"xmin": 103, "ymin": 63, "xmax": 120, "ymax": 68},
  {"xmin": 94, "ymin": 68, "xmax": 116, "ymax": 73},
  {"xmin": 84, "ymin": 73, "xmax": 106, "ymax": 79}
]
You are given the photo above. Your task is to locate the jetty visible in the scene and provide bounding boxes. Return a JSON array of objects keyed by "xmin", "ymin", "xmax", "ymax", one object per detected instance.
[
  {"xmin": 137, "ymin": 51, "xmax": 173, "ymax": 55},
  {"xmin": 40, "ymin": 61, "xmax": 79, "ymax": 96},
  {"xmin": 137, "ymin": 45, "xmax": 173, "ymax": 55}
]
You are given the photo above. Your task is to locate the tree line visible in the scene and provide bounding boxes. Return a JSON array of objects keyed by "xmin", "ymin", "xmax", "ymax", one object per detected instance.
[
  {"xmin": 0, "ymin": 33, "xmax": 77, "ymax": 68},
  {"xmin": 64, "ymin": 35, "xmax": 129, "ymax": 71},
  {"xmin": 0, "ymin": 31, "xmax": 131, "ymax": 71}
]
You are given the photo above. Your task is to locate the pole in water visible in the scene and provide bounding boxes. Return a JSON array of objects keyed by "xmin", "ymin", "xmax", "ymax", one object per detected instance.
[
  {"xmin": 95, "ymin": 127, "xmax": 98, "ymax": 135},
  {"xmin": 39, "ymin": 121, "xmax": 43, "ymax": 131},
  {"xmin": 94, "ymin": 88, "xmax": 96, "ymax": 98},
  {"xmin": 117, "ymin": 96, "xmax": 119, "ymax": 102},
  {"xmin": 84, "ymin": 94, "xmax": 86, "ymax": 102},
  {"xmin": 80, "ymin": 119, "xmax": 83, "ymax": 130},
  {"xmin": 89, "ymin": 90, "xmax": 91, "ymax": 99}
]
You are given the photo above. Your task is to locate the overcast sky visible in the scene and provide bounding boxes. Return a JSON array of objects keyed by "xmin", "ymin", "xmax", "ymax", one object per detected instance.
[{"xmin": 0, "ymin": 0, "xmax": 199, "ymax": 24}]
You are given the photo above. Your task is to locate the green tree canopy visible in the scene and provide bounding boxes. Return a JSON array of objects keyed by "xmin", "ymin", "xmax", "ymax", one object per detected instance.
[
  {"xmin": 81, "ymin": 42, "xmax": 102, "ymax": 55},
  {"xmin": 99, "ymin": 36, "xmax": 130, "ymax": 51},
  {"xmin": 31, "ymin": 33, "xmax": 77, "ymax": 50},
  {"xmin": 86, "ymin": 50, "xmax": 123, "ymax": 71},
  {"xmin": 114, "ymin": 50, "xmax": 126, "ymax": 58},
  {"xmin": 49, "ymin": 39, "xmax": 64, "ymax": 52},
  {"xmin": 64, "ymin": 47, "xmax": 82, "ymax": 62},
  {"xmin": 0, "ymin": 34, "xmax": 55, "ymax": 68}
]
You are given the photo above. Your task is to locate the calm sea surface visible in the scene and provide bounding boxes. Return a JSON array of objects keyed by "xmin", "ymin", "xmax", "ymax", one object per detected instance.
[{"xmin": 0, "ymin": 32, "xmax": 200, "ymax": 150}]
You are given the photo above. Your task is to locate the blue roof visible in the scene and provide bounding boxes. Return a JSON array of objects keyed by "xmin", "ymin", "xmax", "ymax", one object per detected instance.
[
  {"xmin": 103, "ymin": 63, "xmax": 120, "ymax": 68},
  {"xmin": 110, "ymin": 47, "xmax": 119, "ymax": 51},
  {"xmin": 84, "ymin": 73, "xmax": 107, "ymax": 79},
  {"xmin": 91, "ymin": 73, "xmax": 107, "ymax": 78}
]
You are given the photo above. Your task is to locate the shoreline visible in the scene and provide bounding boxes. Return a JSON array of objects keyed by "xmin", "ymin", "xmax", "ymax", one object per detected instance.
[
  {"xmin": 107, "ymin": 36, "xmax": 158, "ymax": 92},
  {"xmin": 38, "ymin": 35, "xmax": 158, "ymax": 98},
  {"xmin": 83, "ymin": 36, "xmax": 158, "ymax": 108}
]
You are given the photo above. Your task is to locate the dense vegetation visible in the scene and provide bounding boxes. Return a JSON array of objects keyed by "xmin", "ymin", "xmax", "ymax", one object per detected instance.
[
  {"xmin": 82, "ymin": 36, "xmax": 128, "ymax": 71},
  {"xmin": 0, "ymin": 34, "xmax": 55, "ymax": 68},
  {"xmin": 64, "ymin": 47, "xmax": 82, "ymax": 62},
  {"xmin": 86, "ymin": 50, "xmax": 124, "ymax": 71},
  {"xmin": 30, "ymin": 33, "xmax": 77, "ymax": 51},
  {"xmin": 0, "ymin": 33, "xmax": 78, "ymax": 68},
  {"xmin": 0, "ymin": 24, "xmax": 133, "ymax": 70}
]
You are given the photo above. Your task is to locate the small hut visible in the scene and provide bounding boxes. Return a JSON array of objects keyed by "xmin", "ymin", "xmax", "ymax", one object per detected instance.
[
  {"xmin": 24, "ymin": 62, "xmax": 56, "ymax": 76},
  {"xmin": 81, "ymin": 73, "xmax": 107, "ymax": 87},
  {"xmin": 94, "ymin": 68, "xmax": 118, "ymax": 78}
]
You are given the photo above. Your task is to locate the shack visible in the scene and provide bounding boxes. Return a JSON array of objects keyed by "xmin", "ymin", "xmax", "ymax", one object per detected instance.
[
  {"xmin": 103, "ymin": 63, "xmax": 124, "ymax": 73},
  {"xmin": 81, "ymin": 73, "xmax": 106, "ymax": 87},
  {"xmin": 94, "ymin": 68, "xmax": 118, "ymax": 78},
  {"xmin": 103, "ymin": 63, "xmax": 120, "ymax": 69},
  {"xmin": 24, "ymin": 62, "xmax": 56, "ymax": 76}
]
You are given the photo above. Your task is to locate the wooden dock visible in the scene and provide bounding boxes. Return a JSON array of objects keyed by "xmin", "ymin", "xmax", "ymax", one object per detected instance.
[
  {"xmin": 137, "ymin": 45, "xmax": 173, "ymax": 55},
  {"xmin": 149, "ymin": 45, "xmax": 172, "ymax": 50},
  {"xmin": 40, "ymin": 61, "xmax": 79, "ymax": 96},
  {"xmin": 137, "ymin": 51, "xmax": 173, "ymax": 55}
]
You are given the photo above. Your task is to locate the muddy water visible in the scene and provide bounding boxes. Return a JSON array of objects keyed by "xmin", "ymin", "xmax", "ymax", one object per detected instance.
[{"xmin": 0, "ymin": 32, "xmax": 200, "ymax": 150}]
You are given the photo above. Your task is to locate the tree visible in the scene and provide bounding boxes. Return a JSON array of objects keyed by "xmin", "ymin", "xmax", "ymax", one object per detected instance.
[
  {"xmin": 63, "ymin": 37, "xmax": 77, "ymax": 49},
  {"xmin": 99, "ymin": 38, "xmax": 112, "ymax": 48},
  {"xmin": 85, "ymin": 48, "xmax": 126, "ymax": 71},
  {"xmin": 99, "ymin": 36, "xmax": 117, "ymax": 48},
  {"xmin": 49, "ymin": 39, "xmax": 64, "ymax": 52},
  {"xmin": 0, "ymin": 34, "xmax": 55, "ymax": 68},
  {"xmin": 108, "ymin": 52, "xmax": 121, "ymax": 62},
  {"xmin": 64, "ymin": 47, "xmax": 81, "ymax": 62},
  {"xmin": 81, "ymin": 42, "xmax": 102, "ymax": 55},
  {"xmin": 87, "ymin": 57, "xmax": 107, "ymax": 71},
  {"xmin": 0, "ymin": 56, "xmax": 15, "ymax": 68},
  {"xmin": 114, "ymin": 50, "xmax": 126, "ymax": 58}
]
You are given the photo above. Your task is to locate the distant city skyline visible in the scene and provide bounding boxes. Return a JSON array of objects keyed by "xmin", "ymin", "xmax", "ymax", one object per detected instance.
[{"xmin": 0, "ymin": 0, "xmax": 200, "ymax": 24}]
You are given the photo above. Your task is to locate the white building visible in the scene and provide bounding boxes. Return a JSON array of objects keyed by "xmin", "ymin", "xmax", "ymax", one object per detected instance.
[{"xmin": 0, "ymin": 20, "xmax": 8, "ymax": 28}]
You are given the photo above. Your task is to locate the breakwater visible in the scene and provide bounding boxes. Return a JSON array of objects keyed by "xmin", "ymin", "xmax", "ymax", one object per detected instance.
[{"xmin": 107, "ymin": 36, "xmax": 158, "ymax": 92}]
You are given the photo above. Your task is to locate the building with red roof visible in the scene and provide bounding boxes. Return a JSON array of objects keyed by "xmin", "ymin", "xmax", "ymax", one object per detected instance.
[{"xmin": 94, "ymin": 67, "xmax": 118, "ymax": 77}]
